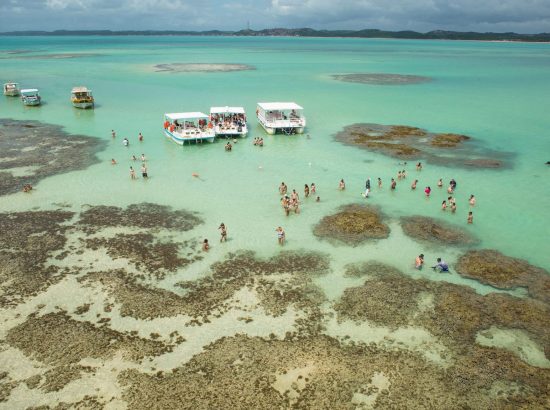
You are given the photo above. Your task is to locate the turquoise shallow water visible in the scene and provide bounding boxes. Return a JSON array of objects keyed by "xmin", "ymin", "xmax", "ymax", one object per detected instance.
[{"xmin": 1, "ymin": 35, "xmax": 549, "ymax": 272}]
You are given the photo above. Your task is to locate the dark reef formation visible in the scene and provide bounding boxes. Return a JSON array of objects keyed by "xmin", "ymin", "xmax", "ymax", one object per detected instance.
[
  {"xmin": 0, "ymin": 119, "xmax": 106, "ymax": 196},
  {"xmin": 332, "ymin": 73, "xmax": 432, "ymax": 85},
  {"xmin": 313, "ymin": 204, "xmax": 390, "ymax": 246},
  {"xmin": 335, "ymin": 123, "xmax": 511, "ymax": 168},
  {"xmin": 456, "ymin": 249, "xmax": 550, "ymax": 303},
  {"xmin": 400, "ymin": 215, "xmax": 479, "ymax": 246}
]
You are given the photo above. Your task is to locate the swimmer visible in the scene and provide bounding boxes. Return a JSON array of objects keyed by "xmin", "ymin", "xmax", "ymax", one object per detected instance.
[
  {"xmin": 276, "ymin": 226, "xmax": 285, "ymax": 245},
  {"xmin": 130, "ymin": 166, "xmax": 136, "ymax": 180},
  {"xmin": 402, "ymin": 169, "xmax": 407, "ymax": 179},
  {"xmin": 469, "ymin": 195, "xmax": 476, "ymax": 206},
  {"xmin": 441, "ymin": 200, "xmax": 447, "ymax": 211},
  {"xmin": 111, "ymin": 158, "xmax": 117, "ymax": 165},
  {"xmin": 416, "ymin": 162, "xmax": 422, "ymax": 171},
  {"xmin": 437, "ymin": 178, "xmax": 443, "ymax": 188},
  {"xmin": 132, "ymin": 155, "xmax": 137, "ymax": 161},
  {"xmin": 138, "ymin": 132, "xmax": 143, "ymax": 142},
  {"xmin": 202, "ymin": 239, "xmax": 210, "ymax": 251},
  {"xmin": 141, "ymin": 164, "xmax": 148, "ymax": 178},
  {"xmin": 111, "ymin": 129, "xmax": 116, "ymax": 138},
  {"xmin": 339, "ymin": 179, "xmax": 345, "ymax": 190},
  {"xmin": 390, "ymin": 178, "xmax": 396, "ymax": 190},
  {"xmin": 448, "ymin": 196, "xmax": 455, "ymax": 205},
  {"xmin": 304, "ymin": 184, "xmax": 310, "ymax": 198},
  {"xmin": 451, "ymin": 202, "xmax": 457, "ymax": 213},
  {"xmin": 411, "ymin": 179, "xmax": 418, "ymax": 190},
  {"xmin": 377, "ymin": 178, "xmax": 382, "ymax": 188},
  {"xmin": 397, "ymin": 170, "xmax": 402, "ymax": 180},
  {"xmin": 218, "ymin": 223, "xmax": 227, "ymax": 242},
  {"xmin": 415, "ymin": 254, "xmax": 424, "ymax": 270},
  {"xmin": 424, "ymin": 186, "xmax": 431, "ymax": 197},
  {"xmin": 467, "ymin": 211, "xmax": 473, "ymax": 224},
  {"xmin": 123, "ymin": 138, "xmax": 129, "ymax": 147},
  {"xmin": 447, "ymin": 185, "xmax": 454, "ymax": 194},
  {"xmin": 140, "ymin": 154, "xmax": 146, "ymax": 162},
  {"xmin": 311, "ymin": 183, "xmax": 316, "ymax": 194},
  {"xmin": 316, "ymin": 196, "xmax": 320, "ymax": 202},
  {"xmin": 192, "ymin": 173, "xmax": 199, "ymax": 178}
]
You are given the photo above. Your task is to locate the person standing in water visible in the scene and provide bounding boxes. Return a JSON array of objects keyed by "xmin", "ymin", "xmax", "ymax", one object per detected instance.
[
  {"xmin": 218, "ymin": 223, "xmax": 227, "ymax": 242},
  {"xmin": 411, "ymin": 179, "xmax": 418, "ymax": 190},
  {"xmin": 391, "ymin": 178, "xmax": 396, "ymax": 190},
  {"xmin": 141, "ymin": 164, "xmax": 148, "ymax": 178},
  {"xmin": 416, "ymin": 162, "xmax": 422, "ymax": 171},
  {"xmin": 364, "ymin": 178, "xmax": 371, "ymax": 197},
  {"xmin": 469, "ymin": 195, "xmax": 476, "ymax": 206},
  {"xmin": 424, "ymin": 186, "xmax": 431, "ymax": 197},
  {"xmin": 437, "ymin": 178, "xmax": 443, "ymax": 188},
  {"xmin": 451, "ymin": 202, "xmax": 457, "ymax": 213},
  {"xmin": 130, "ymin": 166, "xmax": 136, "ymax": 179},
  {"xmin": 138, "ymin": 132, "xmax": 143, "ymax": 142},
  {"xmin": 441, "ymin": 200, "xmax": 447, "ymax": 210},
  {"xmin": 467, "ymin": 211, "xmax": 474, "ymax": 224},
  {"xmin": 111, "ymin": 130, "xmax": 116, "ymax": 138},
  {"xmin": 310, "ymin": 183, "xmax": 316, "ymax": 194},
  {"xmin": 276, "ymin": 226, "xmax": 285, "ymax": 245},
  {"xmin": 377, "ymin": 178, "xmax": 382, "ymax": 188},
  {"xmin": 304, "ymin": 184, "xmax": 310, "ymax": 198},
  {"xmin": 339, "ymin": 179, "xmax": 345, "ymax": 190},
  {"xmin": 415, "ymin": 254, "xmax": 424, "ymax": 270},
  {"xmin": 202, "ymin": 239, "xmax": 210, "ymax": 251},
  {"xmin": 123, "ymin": 138, "xmax": 129, "ymax": 147}
]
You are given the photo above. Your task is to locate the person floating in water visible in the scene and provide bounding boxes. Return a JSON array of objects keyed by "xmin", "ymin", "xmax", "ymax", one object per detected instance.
[
  {"xmin": 415, "ymin": 254, "xmax": 424, "ymax": 270},
  {"xmin": 432, "ymin": 258, "xmax": 449, "ymax": 272},
  {"xmin": 218, "ymin": 223, "xmax": 227, "ymax": 242}
]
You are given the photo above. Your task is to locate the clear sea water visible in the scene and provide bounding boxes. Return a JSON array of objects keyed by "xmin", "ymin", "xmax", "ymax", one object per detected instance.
[{"xmin": 1, "ymin": 35, "xmax": 549, "ymax": 277}]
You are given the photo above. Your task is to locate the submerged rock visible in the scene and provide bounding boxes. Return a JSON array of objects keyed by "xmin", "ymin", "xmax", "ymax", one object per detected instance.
[
  {"xmin": 0, "ymin": 119, "xmax": 106, "ymax": 196},
  {"xmin": 334, "ymin": 123, "xmax": 510, "ymax": 169},
  {"xmin": 313, "ymin": 204, "xmax": 390, "ymax": 246},
  {"xmin": 456, "ymin": 249, "xmax": 550, "ymax": 303},
  {"xmin": 153, "ymin": 63, "xmax": 255, "ymax": 73},
  {"xmin": 400, "ymin": 215, "xmax": 478, "ymax": 246}
]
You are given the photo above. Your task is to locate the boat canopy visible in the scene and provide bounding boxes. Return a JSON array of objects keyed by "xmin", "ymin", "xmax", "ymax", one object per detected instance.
[
  {"xmin": 72, "ymin": 86, "xmax": 91, "ymax": 93},
  {"xmin": 210, "ymin": 106, "xmax": 245, "ymax": 115},
  {"xmin": 21, "ymin": 89, "xmax": 39, "ymax": 94},
  {"xmin": 165, "ymin": 112, "xmax": 208, "ymax": 120},
  {"xmin": 257, "ymin": 102, "xmax": 303, "ymax": 111}
]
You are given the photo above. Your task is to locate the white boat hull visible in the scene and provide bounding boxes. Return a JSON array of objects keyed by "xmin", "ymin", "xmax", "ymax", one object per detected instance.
[
  {"xmin": 164, "ymin": 129, "xmax": 215, "ymax": 145},
  {"xmin": 73, "ymin": 102, "xmax": 94, "ymax": 109},
  {"xmin": 4, "ymin": 90, "xmax": 20, "ymax": 97},
  {"xmin": 259, "ymin": 121, "xmax": 304, "ymax": 135},
  {"xmin": 214, "ymin": 125, "xmax": 248, "ymax": 137}
]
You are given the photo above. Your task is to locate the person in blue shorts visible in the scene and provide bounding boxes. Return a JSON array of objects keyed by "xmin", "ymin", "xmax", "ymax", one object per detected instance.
[{"xmin": 432, "ymin": 258, "xmax": 449, "ymax": 272}]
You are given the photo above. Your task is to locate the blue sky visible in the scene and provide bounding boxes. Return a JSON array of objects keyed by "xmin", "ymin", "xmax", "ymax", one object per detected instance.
[{"xmin": 1, "ymin": 0, "xmax": 550, "ymax": 33}]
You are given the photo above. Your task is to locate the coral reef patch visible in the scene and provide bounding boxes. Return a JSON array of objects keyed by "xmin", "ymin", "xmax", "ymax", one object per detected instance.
[
  {"xmin": 335, "ymin": 123, "xmax": 511, "ymax": 168},
  {"xmin": 331, "ymin": 73, "xmax": 432, "ymax": 85},
  {"xmin": 456, "ymin": 249, "xmax": 550, "ymax": 303},
  {"xmin": 313, "ymin": 204, "xmax": 390, "ymax": 246},
  {"xmin": 0, "ymin": 119, "xmax": 106, "ymax": 196},
  {"xmin": 400, "ymin": 215, "xmax": 479, "ymax": 246},
  {"xmin": 153, "ymin": 63, "xmax": 255, "ymax": 73}
]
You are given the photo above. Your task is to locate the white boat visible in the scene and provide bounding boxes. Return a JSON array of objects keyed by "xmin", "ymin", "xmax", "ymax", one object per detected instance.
[
  {"xmin": 21, "ymin": 89, "xmax": 41, "ymax": 106},
  {"xmin": 3, "ymin": 82, "xmax": 20, "ymax": 96},
  {"xmin": 256, "ymin": 102, "xmax": 306, "ymax": 135},
  {"xmin": 163, "ymin": 112, "xmax": 215, "ymax": 145},
  {"xmin": 71, "ymin": 86, "xmax": 94, "ymax": 109},
  {"xmin": 210, "ymin": 106, "xmax": 248, "ymax": 138}
]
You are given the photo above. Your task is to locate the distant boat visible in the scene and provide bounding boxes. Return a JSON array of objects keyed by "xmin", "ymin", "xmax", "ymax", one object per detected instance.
[
  {"xmin": 210, "ymin": 106, "xmax": 248, "ymax": 138},
  {"xmin": 71, "ymin": 86, "xmax": 94, "ymax": 109},
  {"xmin": 3, "ymin": 82, "xmax": 20, "ymax": 96},
  {"xmin": 163, "ymin": 112, "xmax": 215, "ymax": 145},
  {"xmin": 256, "ymin": 102, "xmax": 306, "ymax": 135},
  {"xmin": 21, "ymin": 88, "xmax": 41, "ymax": 106}
]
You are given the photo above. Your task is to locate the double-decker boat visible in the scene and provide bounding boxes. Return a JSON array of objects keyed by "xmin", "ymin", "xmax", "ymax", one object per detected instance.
[
  {"xmin": 163, "ymin": 112, "xmax": 215, "ymax": 145},
  {"xmin": 3, "ymin": 82, "xmax": 20, "ymax": 96},
  {"xmin": 21, "ymin": 89, "xmax": 41, "ymax": 106},
  {"xmin": 256, "ymin": 102, "xmax": 306, "ymax": 135},
  {"xmin": 71, "ymin": 86, "xmax": 94, "ymax": 109},
  {"xmin": 210, "ymin": 106, "xmax": 247, "ymax": 138}
]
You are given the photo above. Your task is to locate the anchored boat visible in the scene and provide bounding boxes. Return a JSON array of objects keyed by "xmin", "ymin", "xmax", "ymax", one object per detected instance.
[
  {"xmin": 210, "ymin": 106, "xmax": 247, "ymax": 138},
  {"xmin": 163, "ymin": 112, "xmax": 215, "ymax": 145},
  {"xmin": 71, "ymin": 86, "xmax": 94, "ymax": 109},
  {"xmin": 256, "ymin": 102, "xmax": 306, "ymax": 135},
  {"xmin": 3, "ymin": 82, "xmax": 20, "ymax": 96},
  {"xmin": 21, "ymin": 89, "xmax": 41, "ymax": 106}
]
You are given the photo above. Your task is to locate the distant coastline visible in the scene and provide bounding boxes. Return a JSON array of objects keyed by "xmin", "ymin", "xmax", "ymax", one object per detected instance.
[{"xmin": 1, "ymin": 28, "xmax": 550, "ymax": 42}]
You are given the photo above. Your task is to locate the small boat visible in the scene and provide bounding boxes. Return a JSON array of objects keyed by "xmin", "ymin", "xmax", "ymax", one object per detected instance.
[
  {"xmin": 256, "ymin": 102, "xmax": 306, "ymax": 135},
  {"xmin": 210, "ymin": 106, "xmax": 248, "ymax": 138},
  {"xmin": 3, "ymin": 82, "xmax": 20, "ymax": 96},
  {"xmin": 71, "ymin": 86, "xmax": 94, "ymax": 109},
  {"xmin": 21, "ymin": 89, "xmax": 41, "ymax": 106},
  {"xmin": 163, "ymin": 112, "xmax": 216, "ymax": 145}
]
